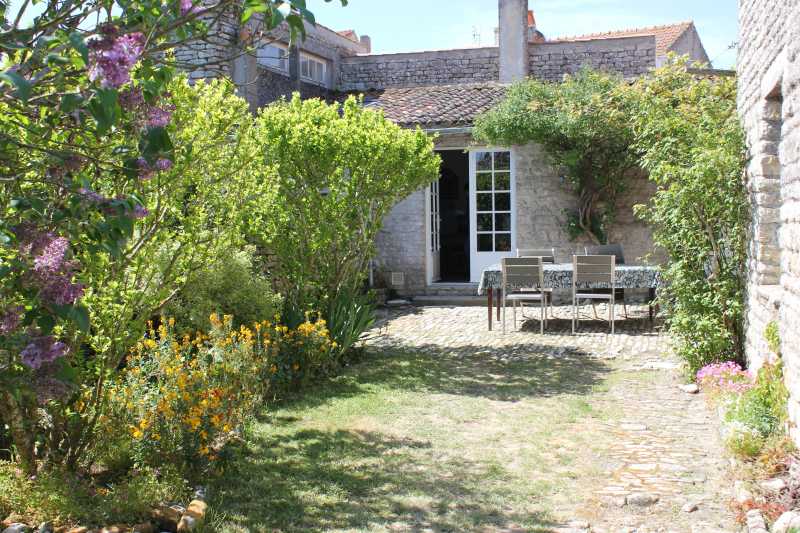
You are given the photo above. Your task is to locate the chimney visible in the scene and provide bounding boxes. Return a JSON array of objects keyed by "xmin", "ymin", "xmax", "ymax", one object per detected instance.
[
  {"xmin": 498, "ymin": 0, "xmax": 529, "ymax": 82},
  {"xmin": 360, "ymin": 34, "xmax": 372, "ymax": 54}
]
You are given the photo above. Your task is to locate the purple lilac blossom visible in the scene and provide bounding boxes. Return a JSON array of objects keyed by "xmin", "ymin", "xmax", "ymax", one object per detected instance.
[
  {"xmin": 119, "ymin": 86, "xmax": 144, "ymax": 112},
  {"xmin": 155, "ymin": 158, "xmax": 172, "ymax": 171},
  {"xmin": 88, "ymin": 31, "xmax": 145, "ymax": 88},
  {"xmin": 180, "ymin": 0, "xmax": 204, "ymax": 16},
  {"xmin": 33, "ymin": 236, "xmax": 69, "ymax": 274},
  {"xmin": 146, "ymin": 106, "xmax": 172, "ymax": 128},
  {"xmin": 78, "ymin": 188, "xmax": 110, "ymax": 204},
  {"xmin": 20, "ymin": 336, "xmax": 69, "ymax": 369},
  {"xmin": 0, "ymin": 306, "xmax": 23, "ymax": 335},
  {"xmin": 133, "ymin": 205, "xmax": 149, "ymax": 219},
  {"xmin": 137, "ymin": 157, "xmax": 155, "ymax": 181},
  {"xmin": 16, "ymin": 229, "xmax": 84, "ymax": 306}
]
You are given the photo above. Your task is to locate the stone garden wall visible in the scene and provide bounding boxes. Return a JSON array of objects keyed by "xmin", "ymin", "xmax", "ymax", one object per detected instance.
[{"xmin": 738, "ymin": 0, "xmax": 800, "ymax": 444}]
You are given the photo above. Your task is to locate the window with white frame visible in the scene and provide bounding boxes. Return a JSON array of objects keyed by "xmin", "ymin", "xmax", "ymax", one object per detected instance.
[
  {"xmin": 257, "ymin": 42, "xmax": 288, "ymax": 72},
  {"xmin": 300, "ymin": 53, "xmax": 328, "ymax": 86}
]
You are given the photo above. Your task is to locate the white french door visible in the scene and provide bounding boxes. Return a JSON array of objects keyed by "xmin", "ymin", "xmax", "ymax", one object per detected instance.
[
  {"xmin": 469, "ymin": 149, "xmax": 515, "ymax": 282},
  {"xmin": 429, "ymin": 179, "xmax": 441, "ymax": 282}
]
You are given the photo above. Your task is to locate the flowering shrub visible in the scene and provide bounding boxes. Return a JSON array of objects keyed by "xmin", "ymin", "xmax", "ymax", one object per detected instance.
[
  {"xmin": 698, "ymin": 360, "xmax": 790, "ymax": 460},
  {"xmin": 105, "ymin": 314, "xmax": 333, "ymax": 477},
  {"xmin": 1, "ymin": 0, "xmax": 335, "ymax": 476},
  {"xmin": 696, "ymin": 361, "xmax": 754, "ymax": 398}
]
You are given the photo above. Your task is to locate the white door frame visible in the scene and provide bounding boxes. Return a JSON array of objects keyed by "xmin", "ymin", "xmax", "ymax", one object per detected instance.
[{"xmin": 468, "ymin": 147, "xmax": 516, "ymax": 283}]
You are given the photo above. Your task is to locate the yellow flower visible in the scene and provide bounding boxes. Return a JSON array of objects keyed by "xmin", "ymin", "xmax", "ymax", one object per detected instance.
[
  {"xmin": 292, "ymin": 363, "xmax": 300, "ymax": 371},
  {"xmin": 269, "ymin": 364, "xmax": 278, "ymax": 374},
  {"xmin": 168, "ymin": 317, "xmax": 176, "ymax": 327}
]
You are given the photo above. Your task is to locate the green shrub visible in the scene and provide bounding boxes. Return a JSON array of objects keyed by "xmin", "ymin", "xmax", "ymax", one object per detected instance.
[
  {"xmin": 164, "ymin": 246, "xmax": 282, "ymax": 333},
  {"xmin": 628, "ymin": 57, "xmax": 748, "ymax": 373},
  {"xmin": 766, "ymin": 321, "xmax": 781, "ymax": 356},
  {"xmin": 325, "ymin": 288, "xmax": 376, "ymax": 359},
  {"xmin": 0, "ymin": 461, "xmax": 188, "ymax": 528},
  {"xmin": 724, "ymin": 362, "xmax": 789, "ymax": 459}
]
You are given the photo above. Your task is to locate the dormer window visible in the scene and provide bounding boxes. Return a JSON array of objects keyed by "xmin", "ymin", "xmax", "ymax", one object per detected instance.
[
  {"xmin": 258, "ymin": 42, "xmax": 288, "ymax": 72},
  {"xmin": 300, "ymin": 53, "xmax": 328, "ymax": 86}
]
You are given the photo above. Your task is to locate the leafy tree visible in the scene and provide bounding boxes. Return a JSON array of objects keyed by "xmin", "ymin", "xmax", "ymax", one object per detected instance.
[
  {"xmin": 253, "ymin": 94, "xmax": 440, "ymax": 329},
  {"xmin": 0, "ymin": 0, "xmax": 342, "ymax": 474},
  {"xmin": 627, "ymin": 58, "xmax": 748, "ymax": 372},
  {"xmin": 474, "ymin": 69, "xmax": 638, "ymax": 243}
]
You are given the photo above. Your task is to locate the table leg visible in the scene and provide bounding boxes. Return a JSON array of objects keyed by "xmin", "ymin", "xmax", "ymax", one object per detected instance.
[
  {"xmin": 649, "ymin": 288, "xmax": 656, "ymax": 322},
  {"xmin": 496, "ymin": 289, "xmax": 501, "ymax": 321},
  {"xmin": 487, "ymin": 287, "xmax": 493, "ymax": 331}
]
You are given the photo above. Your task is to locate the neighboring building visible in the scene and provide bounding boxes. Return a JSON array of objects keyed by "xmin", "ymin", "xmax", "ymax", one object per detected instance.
[
  {"xmin": 738, "ymin": 0, "xmax": 800, "ymax": 444},
  {"xmin": 181, "ymin": 0, "xmax": 711, "ymax": 295}
]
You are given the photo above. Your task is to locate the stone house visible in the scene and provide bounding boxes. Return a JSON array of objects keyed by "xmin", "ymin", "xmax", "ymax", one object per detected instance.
[
  {"xmin": 738, "ymin": 0, "xmax": 800, "ymax": 444},
  {"xmin": 182, "ymin": 0, "xmax": 711, "ymax": 296}
]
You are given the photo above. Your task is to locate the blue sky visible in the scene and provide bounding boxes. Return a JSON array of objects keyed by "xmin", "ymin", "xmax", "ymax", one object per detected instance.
[{"xmin": 309, "ymin": 0, "xmax": 738, "ymax": 69}]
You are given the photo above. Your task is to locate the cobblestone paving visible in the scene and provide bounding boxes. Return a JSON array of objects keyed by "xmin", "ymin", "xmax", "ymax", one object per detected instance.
[{"xmin": 365, "ymin": 304, "xmax": 736, "ymax": 533}]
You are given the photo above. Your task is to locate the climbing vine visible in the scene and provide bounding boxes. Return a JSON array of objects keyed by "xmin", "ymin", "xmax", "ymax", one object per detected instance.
[{"xmin": 474, "ymin": 68, "xmax": 638, "ymax": 244}]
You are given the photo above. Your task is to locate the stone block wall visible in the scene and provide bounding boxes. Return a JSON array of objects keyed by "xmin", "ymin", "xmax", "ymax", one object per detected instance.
[
  {"xmin": 174, "ymin": 8, "xmax": 240, "ymax": 82},
  {"xmin": 338, "ymin": 47, "xmax": 501, "ymax": 91},
  {"xmin": 374, "ymin": 189, "xmax": 428, "ymax": 296},
  {"xmin": 738, "ymin": 0, "xmax": 800, "ymax": 443},
  {"xmin": 528, "ymin": 36, "xmax": 656, "ymax": 82},
  {"xmin": 514, "ymin": 144, "xmax": 662, "ymax": 269}
]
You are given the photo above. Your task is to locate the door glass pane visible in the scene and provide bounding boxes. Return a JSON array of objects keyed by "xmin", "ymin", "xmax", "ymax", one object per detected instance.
[
  {"xmin": 494, "ymin": 172, "xmax": 510, "ymax": 191},
  {"xmin": 476, "ymin": 173, "xmax": 492, "ymax": 191},
  {"xmin": 478, "ymin": 234, "xmax": 493, "ymax": 252},
  {"xmin": 495, "ymin": 213, "xmax": 510, "ymax": 231},
  {"xmin": 476, "ymin": 193, "xmax": 492, "ymax": 212},
  {"xmin": 494, "ymin": 151, "xmax": 510, "ymax": 170},
  {"xmin": 495, "ymin": 233, "xmax": 511, "ymax": 252},
  {"xmin": 477, "ymin": 213, "xmax": 493, "ymax": 231},
  {"xmin": 476, "ymin": 152, "xmax": 492, "ymax": 171},
  {"xmin": 495, "ymin": 193, "xmax": 510, "ymax": 211}
]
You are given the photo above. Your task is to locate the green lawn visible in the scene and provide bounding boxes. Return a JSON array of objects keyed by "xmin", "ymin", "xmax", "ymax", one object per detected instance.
[{"xmin": 204, "ymin": 343, "xmax": 620, "ymax": 532}]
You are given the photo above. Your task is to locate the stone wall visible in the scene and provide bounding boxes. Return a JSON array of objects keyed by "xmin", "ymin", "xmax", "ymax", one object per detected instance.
[
  {"xmin": 257, "ymin": 67, "xmax": 337, "ymax": 106},
  {"xmin": 174, "ymin": 8, "xmax": 240, "ymax": 82},
  {"xmin": 514, "ymin": 143, "xmax": 662, "ymax": 270},
  {"xmin": 338, "ymin": 47, "xmax": 500, "ymax": 91},
  {"xmin": 738, "ymin": 0, "xmax": 800, "ymax": 443},
  {"xmin": 374, "ymin": 189, "xmax": 428, "ymax": 295},
  {"xmin": 528, "ymin": 36, "xmax": 656, "ymax": 82}
]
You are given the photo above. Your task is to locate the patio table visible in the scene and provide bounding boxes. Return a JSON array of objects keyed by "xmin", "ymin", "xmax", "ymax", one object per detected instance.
[{"xmin": 477, "ymin": 262, "xmax": 661, "ymax": 331}]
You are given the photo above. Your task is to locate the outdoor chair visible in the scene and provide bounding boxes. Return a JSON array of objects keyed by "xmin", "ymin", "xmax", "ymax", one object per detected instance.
[
  {"xmin": 501, "ymin": 257, "xmax": 547, "ymax": 334},
  {"xmin": 584, "ymin": 244, "xmax": 627, "ymax": 319},
  {"xmin": 572, "ymin": 254, "xmax": 616, "ymax": 334},
  {"xmin": 516, "ymin": 248, "xmax": 555, "ymax": 318}
]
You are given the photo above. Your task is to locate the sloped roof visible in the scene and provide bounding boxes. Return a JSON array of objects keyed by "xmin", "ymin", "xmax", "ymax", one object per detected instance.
[
  {"xmin": 550, "ymin": 21, "xmax": 694, "ymax": 57},
  {"xmin": 355, "ymin": 83, "xmax": 508, "ymax": 128}
]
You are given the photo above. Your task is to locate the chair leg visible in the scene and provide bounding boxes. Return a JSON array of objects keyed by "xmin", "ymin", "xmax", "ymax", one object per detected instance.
[
  {"xmin": 502, "ymin": 291, "xmax": 506, "ymax": 334},
  {"xmin": 611, "ymin": 298, "xmax": 615, "ymax": 335},
  {"xmin": 513, "ymin": 299, "xmax": 517, "ymax": 331},
  {"xmin": 572, "ymin": 297, "xmax": 576, "ymax": 334},
  {"xmin": 540, "ymin": 299, "xmax": 544, "ymax": 334}
]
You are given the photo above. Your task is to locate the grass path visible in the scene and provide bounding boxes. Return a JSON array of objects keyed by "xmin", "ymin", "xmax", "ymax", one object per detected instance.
[{"xmin": 204, "ymin": 307, "xmax": 735, "ymax": 533}]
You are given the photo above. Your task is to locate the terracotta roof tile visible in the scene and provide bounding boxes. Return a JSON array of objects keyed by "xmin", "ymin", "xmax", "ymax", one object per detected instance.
[
  {"xmin": 352, "ymin": 83, "xmax": 508, "ymax": 128},
  {"xmin": 550, "ymin": 21, "xmax": 694, "ymax": 57}
]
